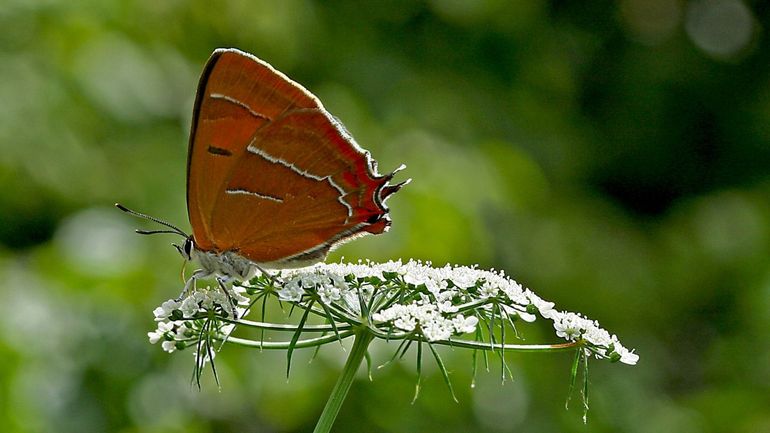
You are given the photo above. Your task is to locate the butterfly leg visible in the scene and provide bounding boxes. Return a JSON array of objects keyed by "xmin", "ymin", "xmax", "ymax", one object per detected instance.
[
  {"xmin": 216, "ymin": 276, "xmax": 240, "ymax": 320},
  {"xmin": 254, "ymin": 264, "xmax": 282, "ymax": 287},
  {"xmin": 178, "ymin": 269, "xmax": 208, "ymax": 301}
]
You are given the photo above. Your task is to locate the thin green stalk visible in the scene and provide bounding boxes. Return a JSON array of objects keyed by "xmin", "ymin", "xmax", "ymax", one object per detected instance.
[
  {"xmin": 366, "ymin": 326, "xmax": 582, "ymax": 353},
  {"xmin": 223, "ymin": 331, "xmax": 355, "ymax": 349},
  {"xmin": 313, "ymin": 330, "xmax": 374, "ymax": 433},
  {"xmin": 221, "ymin": 317, "xmax": 352, "ymax": 332}
]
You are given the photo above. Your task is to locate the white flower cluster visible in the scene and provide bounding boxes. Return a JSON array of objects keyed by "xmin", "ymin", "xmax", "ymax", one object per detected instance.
[
  {"xmin": 147, "ymin": 320, "xmax": 187, "ymax": 353},
  {"xmin": 148, "ymin": 260, "xmax": 638, "ymax": 366},
  {"xmin": 553, "ymin": 312, "xmax": 639, "ymax": 365},
  {"xmin": 273, "ymin": 262, "xmax": 482, "ymax": 341},
  {"xmin": 147, "ymin": 286, "xmax": 249, "ymax": 353},
  {"xmin": 279, "ymin": 260, "xmax": 638, "ymax": 365},
  {"xmin": 275, "ymin": 271, "xmax": 370, "ymax": 315},
  {"xmin": 276, "ymin": 272, "xmax": 347, "ymax": 303},
  {"xmin": 372, "ymin": 303, "xmax": 479, "ymax": 341}
]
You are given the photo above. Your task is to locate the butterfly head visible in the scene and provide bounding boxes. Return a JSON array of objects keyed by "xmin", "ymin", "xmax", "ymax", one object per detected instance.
[{"xmin": 174, "ymin": 236, "xmax": 195, "ymax": 262}]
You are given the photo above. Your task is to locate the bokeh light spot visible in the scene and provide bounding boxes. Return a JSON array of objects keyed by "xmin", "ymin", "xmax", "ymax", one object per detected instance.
[
  {"xmin": 685, "ymin": 0, "xmax": 756, "ymax": 60},
  {"xmin": 55, "ymin": 207, "xmax": 143, "ymax": 276},
  {"xmin": 620, "ymin": 0, "xmax": 682, "ymax": 45}
]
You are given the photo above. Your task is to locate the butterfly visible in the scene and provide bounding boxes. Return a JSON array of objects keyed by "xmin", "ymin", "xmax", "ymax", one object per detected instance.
[{"xmin": 118, "ymin": 48, "xmax": 407, "ymax": 290}]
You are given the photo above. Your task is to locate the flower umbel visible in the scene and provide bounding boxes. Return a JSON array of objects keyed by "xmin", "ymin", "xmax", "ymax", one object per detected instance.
[{"xmin": 149, "ymin": 260, "xmax": 638, "ymax": 426}]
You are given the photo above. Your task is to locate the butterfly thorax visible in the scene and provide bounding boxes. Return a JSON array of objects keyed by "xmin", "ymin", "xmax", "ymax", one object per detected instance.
[{"xmin": 192, "ymin": 247, "xmax": 256, "ymax": 281}]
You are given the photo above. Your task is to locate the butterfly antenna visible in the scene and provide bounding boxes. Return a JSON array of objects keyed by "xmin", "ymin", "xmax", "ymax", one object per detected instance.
[
  {"xmin": 115, "ymin": 203, "xmax": 189, "ymax": 238},
  {"xmin": 137, "ymin": 229, "xmax": 184, "ymax": 236}
]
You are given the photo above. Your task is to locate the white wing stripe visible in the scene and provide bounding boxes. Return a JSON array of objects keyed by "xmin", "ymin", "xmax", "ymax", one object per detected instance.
[
  {"xmin": 226, "ymin": 188, "xmax": 283, "ymax": 203},
  {"xmin": 246, "ymin": 145, "xmax": 354, "ymax": 220},
  {"xmin": 247, "ymin": 145, "xmax": 324, "ymax": 180},
  {"xmin": 210, "ymin": 93, "xmax": 270, "ymax": 120},
  {"xmin": 326, "ymin": 175, "xmax": 354, "ymax": 221}
]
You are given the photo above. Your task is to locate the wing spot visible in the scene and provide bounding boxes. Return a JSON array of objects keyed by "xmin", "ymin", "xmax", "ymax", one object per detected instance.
[{"xmin": 207, "ymin": 146, "xmax": 232, "ymax": 156}]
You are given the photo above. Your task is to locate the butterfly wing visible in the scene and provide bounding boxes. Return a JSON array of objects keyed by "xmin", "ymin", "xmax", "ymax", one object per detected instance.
[{"xmin": 187, "ymin": 49, "xmax": 405, "ymax": 266}]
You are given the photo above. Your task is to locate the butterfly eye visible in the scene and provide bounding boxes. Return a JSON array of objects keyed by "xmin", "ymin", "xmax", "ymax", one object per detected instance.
[
  {"xmin": 183, "ymin": 238, "xmax": 194, "ymax": 260},
  {"xmin": 173, "ymin": 238, "xmax": 194, "ymax": 261}
]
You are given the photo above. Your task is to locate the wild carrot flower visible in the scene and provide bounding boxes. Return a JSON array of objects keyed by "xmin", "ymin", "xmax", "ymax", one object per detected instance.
[{"xmin": 148, "ymin": 259, "xmax": 638, "ymax": 430}]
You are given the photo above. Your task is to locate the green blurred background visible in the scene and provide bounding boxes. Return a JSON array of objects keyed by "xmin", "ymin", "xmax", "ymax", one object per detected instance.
[{"xmin": 1, "ymin": 0, "xmax": 769, "ymax": 432}]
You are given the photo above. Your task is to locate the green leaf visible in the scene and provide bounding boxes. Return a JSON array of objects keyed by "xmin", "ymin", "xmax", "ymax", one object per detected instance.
[
  {"xmin": 366, "ymin": 285, "xmax": 380, "ymax": 315},
  {"xmin": 481, "ymin": 331, "xmax": 490, "ymax": 372},
  {"xmin": 364, "ymin": 350, "xmax": 373, "ymax": 381},
  {"xmin": 378, "ymin": 338, "xmax": 409, "ymax": 370},
  {"xmin": 412, "ymin": 341, "xmax": 422, "ymax": 404},
  {"xmin": 191, "ymin": 319, "xmax": 208, "ymax": 389},
  {"xmin": 399, "ymin": 340, "xmax": 414, "ymax": 360},
  {"xmin": 320, "ymin": 301, "xmax": 344, "ymax": 346},
  {"xmin": 288, "ymin": 301, "xmax": 297, "ymax": 318},
  {"xmin": 310, "ymin": 332, "xmax": 326, "ymax": 363},
  {"xmin": 503, "ymin": 308, "xmax": 520, "ymax": 338},
  {"xmin": 471, "ymin": 348, "xmax": 478, "ymax": 389},
  {"xmin": 566, "ymin": 348, "xmax": 581, "ymax": 410},
  {"xmin": 357, "ymin": 286, "xmax": 368, "ymax": 317},
  {"xmin": 487, "ymin": 308, "xmax": 496, "ymax": 350},
  {"xmin": 380, "ymin": 287, "xmax": 405, "ymax": 310},
  {"xmin": 428, "ymin": 342, "xmax": 458, "ymax": 403},
  {"xmin": 189, "ymin": 318, "xmax": 221, "ymax": 389},
  {"xmin": 206, "ymin": 324, "xmax": 221, "ymax": 389},
  {"xmin": 582, "ymin": 350, "xmax": 590, "ymax": 423},
  {"xmin": 287, "ymin": 300, "xmax": 315, "ymax": 378},
  {"xmin": 499, "ymin": 305, "xmax": 506, "ymax": 384},
  {"xmin": 260, "ymin": 293, "xmax": 268, "ymax": 349}
]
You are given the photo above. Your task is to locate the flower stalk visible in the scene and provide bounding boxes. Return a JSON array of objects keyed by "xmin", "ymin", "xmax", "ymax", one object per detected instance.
[{"xmin": 312, "ymin": 330, "xmax": 374, "ymax": 433}]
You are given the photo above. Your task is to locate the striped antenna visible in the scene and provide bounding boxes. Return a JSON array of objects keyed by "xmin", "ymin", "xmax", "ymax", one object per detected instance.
[{"xmin": 115, "ymin": 203, "xmax": 189, "ymax": 238}]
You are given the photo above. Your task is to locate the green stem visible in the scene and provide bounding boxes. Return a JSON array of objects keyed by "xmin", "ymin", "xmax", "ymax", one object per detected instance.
[
  {"xmin": 223, "ymin": 331, "xmax": 355, "ymax": 349},
  {"xmin": 313, "ymin": 330, "xmax": 374, "ymax": 433},
  {"xmin": 221, "ymin": 317, "xmax": 352, "ymax": 332}
]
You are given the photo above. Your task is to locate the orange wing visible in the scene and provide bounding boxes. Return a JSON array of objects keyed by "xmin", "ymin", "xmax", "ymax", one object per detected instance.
[{"xmin": 186, "ymin": 49, "xmax": 406, "ymax": 266}]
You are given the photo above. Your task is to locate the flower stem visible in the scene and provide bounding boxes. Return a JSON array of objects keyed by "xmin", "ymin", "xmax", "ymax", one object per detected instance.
[{"xmin": 313, "ymin": 330, "xmax": 374, "ymax": 433}]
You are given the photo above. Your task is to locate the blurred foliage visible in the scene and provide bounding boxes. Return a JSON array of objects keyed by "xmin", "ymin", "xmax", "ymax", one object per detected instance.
[{"xmin": 1, "ymin": 0, "xmax": 769, "ymax": 432}]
